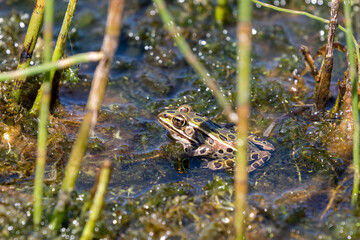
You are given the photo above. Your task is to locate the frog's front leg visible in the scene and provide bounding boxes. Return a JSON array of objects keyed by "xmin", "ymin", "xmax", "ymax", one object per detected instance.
[{"xmin": 247, "ymin": 151, "xmax": 271, "ymax": 172}]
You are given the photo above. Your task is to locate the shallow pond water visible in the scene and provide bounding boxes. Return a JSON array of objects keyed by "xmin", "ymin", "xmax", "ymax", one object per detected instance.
[{"xmin": 0, "ymin": 0, "xmax": 359, "ymax": 239}]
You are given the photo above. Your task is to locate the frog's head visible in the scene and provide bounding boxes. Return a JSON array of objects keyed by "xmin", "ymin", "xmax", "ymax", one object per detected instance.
[{"xmin": 157, "ymin": 105, "xmax": 199, "ymax": 145}]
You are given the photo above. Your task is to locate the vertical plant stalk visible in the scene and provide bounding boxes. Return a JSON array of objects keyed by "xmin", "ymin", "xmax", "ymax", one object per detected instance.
[
  {"xmin": 154, "ymin": 0, "xmax": 238, "ymax": 124},
  {"xmin": 33, "ymin": 0, "xmax": 54, "ymax": 227},
  {"xmin": 215, "ymin": 0, "xmax": 228, "ymax": 24},
  {"xmin": 12, "ymin": 0, "xmax": 45, "ymax": 102},
  {"xmin": 30, "ymin": 0, "xmax": 78, "ymax": 114},
  {"xmin": 315, "ymin": 0, "xmax": 339, "ymax": 109},
  {"xmin": 80, "ymin": 160, "xmax": 112, "ymax": 240},
  {"xmin": 50, "ymin": 0, "xmax": 124, "ymax": 230},
  {"xmin": 344, "ymin": 0, "xmax": 360, "ymax": 207},
  {"xmin": 235, "ymin": 0, "xmax": 252, "ymax": 239}
]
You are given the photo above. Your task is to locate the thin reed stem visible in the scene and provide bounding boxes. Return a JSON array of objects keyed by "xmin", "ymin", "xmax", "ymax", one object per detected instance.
[
  {"xmin": 50, "ymin": 0, "xmax": 124, "ymax": 231},
  {"xmin": 215, "ymin": 0, "xmax": 228, "ymax": 24},
  {"xmin": 80, "ymin": 161, "xmax": 112, "ymax": 240},
  {"xmin": 0, "ymin": 52, "xmax": 103, "ymax": 82},
  {"xmin": 31, "ymin": 0, "xmax": 79, "ymax": 114},
  {"xmin": 33, "ymin": 0, "xmax": 54, "ymax": 227},
  {"xmin": 235, "ymin": 0, "xmax": 252, "ymax": 238},
  {"xmin": 344, "ymin": 0, "xmax": 360, "ymax": 207},
  {"xmin": 153, "ymin": 0, "xmax": 238, "ymax": 124},
  {"xmin": 12, "ymin": 0, "xmax": 45, "ymax": 102}
]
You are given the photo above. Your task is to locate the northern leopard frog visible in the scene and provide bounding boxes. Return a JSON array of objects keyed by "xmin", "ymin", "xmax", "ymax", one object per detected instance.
[{"xmin": 158, "ymin": 105, "xmax": 275, "ymax": 172}]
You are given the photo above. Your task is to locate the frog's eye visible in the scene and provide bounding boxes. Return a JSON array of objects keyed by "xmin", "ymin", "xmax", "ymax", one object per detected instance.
[
  {"xmin": 178, "ymin": 105, "xmax": 192, "ymax": 113},
  {"xmin": 172, "ymin": 114, "xmax": 187, "ymax": 128}
]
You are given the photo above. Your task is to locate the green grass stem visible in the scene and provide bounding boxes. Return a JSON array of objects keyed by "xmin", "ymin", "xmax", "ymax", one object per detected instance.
[
  {"xmin": 215, "ymin": 0, "xmax": 228, "ymax": 24},
  {"xmin": 344, "ymin": 0, "xmax": 360, "ymax": 207},
  {"xmin": 50, "ymin": 0, "xmax": 124, "ymax": 230},
  {"xmin": 33, "ymin": 0, "xmax": 54, "ymax": 227},
  {"xmin": 30, "ymin": 0, "xmax": 78, "ymax": 115},
  {"xmin": 0, "ymin": 52, "xmax": 103, "ymax": 82},
  {"xmin": 80, "ymin": 160, "xmax": 112, "ymax": 240},
  {"xmin": 154, "ymin": 0, "xmax": 238, "ymax": 124},
  {"xmin": 235, "ymin": 0, "xmax": 252, "ymax": 239},
  {"xmin": 12, "ymin": 0, "xmax": 45, "ymax": 102}
]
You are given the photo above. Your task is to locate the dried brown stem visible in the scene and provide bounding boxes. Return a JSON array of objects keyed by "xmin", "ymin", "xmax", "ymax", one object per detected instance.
[
  {"xmin": 50, "ymin": 0, "xmax": 124, "ymax": 231},
  {"xmin": 315, "ymin": 0, "xmax": 339, "ymax": 109}
]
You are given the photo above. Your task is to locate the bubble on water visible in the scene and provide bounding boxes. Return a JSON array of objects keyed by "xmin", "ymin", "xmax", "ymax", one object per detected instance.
[{"xmin": 199, "ymin": 40, "xmax": 207, "ymax": 45}]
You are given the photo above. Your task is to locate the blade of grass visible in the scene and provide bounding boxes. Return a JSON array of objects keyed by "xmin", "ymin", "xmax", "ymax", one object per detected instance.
[
  {"xmin": 235, "ymin": 0, "xmax": 252, "ymax": 238},
  {"xmin": 0, "ymin": 52, "xmax": 103, "ymax": 82},
  {"xmin": 215, "ymin": 0, "xmax": 228, "ymax": 24},
  {"xmin": 50, "ymin": 0, "xmax": 124, "ymax": 231},
  {"xmin": 30, "ymin": 0, "xmax": 79, "ymax": 114},
  {"xmin": 344, "ymin": 0, "xmax": 360, "ymax": 207},
  {"xmin": 153, "ymin": 0, "xmax": 238, "ymax": 124},
  {"xmin": 12, "ymin": 0, "xmax": 45, "ymax": 102},
  {"xmin": 33, "ymin": 0, "xmax": 54, "ymax": 227},
  {"xmin": 80, "ymin": 160, "xmax": 112, "ymax": 240}
]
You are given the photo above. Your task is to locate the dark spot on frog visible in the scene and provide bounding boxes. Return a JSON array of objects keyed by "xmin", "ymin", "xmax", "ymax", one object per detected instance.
[
  {"xmin": 229, "ymin": 155, "xmax": 235, "ymax": 159},
  {"xmin": 214, "ymin": 154, "xmax": 218, "ymax": 157},
  {"xmin": 200, "ymin": 148, "xmax": 206, "ymax": 154},
  {"xmin": 167, "ymin": 110, "xmax": 175, "ymax": 113},
  {"xmin": 226, "ymin": 160, "xmax": 235, "ymax": 167},
  {"xmin": 228, "ymin": 134, "xmax": 235, "ymax": 140},
  {"xmin": 218, "ymin": 149, "xmax": 224, "ymax": 154},
  {"xmin": 193, "ymin": 118, "xmax": 204, "ymax": 123},
  {"xmin": 230, "ymin": 129, "xmax": 236, "ymax": 133},
  {"xmin": 226, "ymin": 148, "xmax": 233, "ymax": 152},
  {"xmin": 251, "ymin": 153, "xmax": 259, "ymax": 160},
  {"xmin": 252, "ymin": 162, "xmax": 260, "ymax": 168},
  {"xmin": 219, "ymin": 135, "xmax": 227, "ymax": 141},
  {"xmin": 223, "ymin": 156, "xmax": 228, "ymax": 160},
  {"xmin": 207, "ymin": 137, "xmax": 214, "ymax": 145},
  {"xmin": 214, "ymin": 162, "xmax": 222, "ymax": 168},
  {"xmin": 212, "ymin": 129, "xmax": 220, "ymax": 134},
  {"xmin": 179, "ymin": 106, "xmax": 191, "ymax": 112},
  {"xmin": 195, "ymin": 113, "xmax": 204, "ymax": 117},
  {"xmin": 263, "ymin": 156, "xmax": 270, "ymax": 161}
]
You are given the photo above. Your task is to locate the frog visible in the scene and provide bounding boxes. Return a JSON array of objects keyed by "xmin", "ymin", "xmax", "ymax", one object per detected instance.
[{"xmin": 157, "ymin": 105, "xmax": 275, "ymax": 172}]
